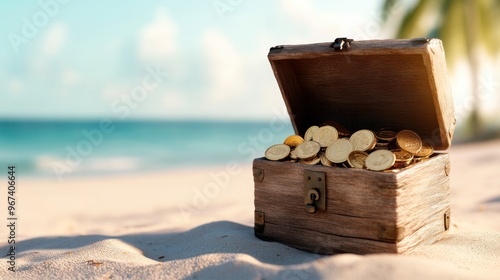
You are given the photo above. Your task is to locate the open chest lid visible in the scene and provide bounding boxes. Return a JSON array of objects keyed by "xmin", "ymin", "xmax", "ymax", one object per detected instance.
[{"xmin": 268, "ymin": 38, "xmax": 456, "ymax": 150}]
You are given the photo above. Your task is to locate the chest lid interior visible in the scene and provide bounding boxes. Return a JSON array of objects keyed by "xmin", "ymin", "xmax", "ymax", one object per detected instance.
[{"xmin": 268, "ymin": 38, "xmax": 456, "ymax": 150}]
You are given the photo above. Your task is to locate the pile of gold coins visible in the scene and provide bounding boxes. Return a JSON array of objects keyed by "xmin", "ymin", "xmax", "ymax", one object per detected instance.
[{"xmin": 264, "ymin": 123, "xmax": 434, "ymax": 172}]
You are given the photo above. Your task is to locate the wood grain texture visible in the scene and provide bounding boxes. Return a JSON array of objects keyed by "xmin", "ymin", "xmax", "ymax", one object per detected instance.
[
  {"xmin": 253, "ymin": 153, "xmax": 450, "ymax": 254},
  {"xmin": 268, "ymin": 38, "xmax": 454, "ymax": 150}
]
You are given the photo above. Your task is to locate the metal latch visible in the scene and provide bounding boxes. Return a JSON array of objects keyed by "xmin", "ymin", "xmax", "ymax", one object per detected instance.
[
  {"xmin": 304, "ymin": 170, "xmax": 326, "ymax": 213},
  {"xmin": 330, "ymin": 37, "xmax": 353, "ymax": 51}
]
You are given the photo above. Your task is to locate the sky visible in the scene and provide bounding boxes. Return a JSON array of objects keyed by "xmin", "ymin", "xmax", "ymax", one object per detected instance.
[
  {"xmin": 1, "ymin": 0, "xmax": 497, "ymax": 122},
  {"xmin": 0, "ymin": 0, "xmax": 394, "ymax": 120}
]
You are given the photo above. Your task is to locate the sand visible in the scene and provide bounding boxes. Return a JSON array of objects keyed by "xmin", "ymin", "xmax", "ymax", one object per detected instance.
[{"xmin": 1, "ymin": 140, "xmax": 499, "ymax": 279}]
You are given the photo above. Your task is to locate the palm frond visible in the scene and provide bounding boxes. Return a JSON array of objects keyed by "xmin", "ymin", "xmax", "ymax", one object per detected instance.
[
  {"xmin": 388, "ymin": 0, "xmax": 500, "ymax": 63},
  {"xmin": 436, "ymin": 0, "xmax": 468, "ymax": 66},
  {"xmin": 397, "ymin": 0, "xmax": 441, "ymax": 38},
  {"xmin": 476, "ymin": 0, "xmax": 500, "ymax": 55},
  {"xmin": 381, "ymin": 0, "xmax": 400, "ymax": 21}
]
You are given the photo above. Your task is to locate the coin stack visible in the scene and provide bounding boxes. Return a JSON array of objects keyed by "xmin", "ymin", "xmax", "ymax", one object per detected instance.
[{"xmin": 264, "ymin": 123, "xmax": 434, "ymax": 172}]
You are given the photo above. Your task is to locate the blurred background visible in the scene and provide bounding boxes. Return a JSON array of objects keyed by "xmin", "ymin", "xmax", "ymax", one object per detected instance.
[{"xmin": 1, "ymin": 0, "xmax": 499, "ymax": 179}]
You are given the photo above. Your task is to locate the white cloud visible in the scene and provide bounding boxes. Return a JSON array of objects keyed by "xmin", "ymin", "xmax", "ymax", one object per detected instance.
[
  {"xmin": 28, "ymin": 22, "xmax": 68, "ymax": 78},
  {"xmin": 161, "ymin": 90, "xmax": 188, "ymax": 117},
  {"xmin": 56, "ymin": 68, "xmax": 81, "ymax": 97},
  {"xmin": 201, "ymin": 29, "xmax": 244, "ymax": 103},
  {"xmin": 8, "ymin": 79, "xmax": 24, "ymax": 95},
  {"xmin": 61, "ymin": 69, "xmax": 80, "ymax": 86},
  {"xmin": 138, "ymin": 7, "xmax": 178, "ymax": 63},
  {"xmin": 279, "ymin": 0, "xmax": 381, "ymax": 41},
  {"xmin": 101, "ymin": 84, "xmax": 130, "ymax": 102},
  {"xmin": 41, "ymin": 22, "xmax": 68, "ymax": 56}
]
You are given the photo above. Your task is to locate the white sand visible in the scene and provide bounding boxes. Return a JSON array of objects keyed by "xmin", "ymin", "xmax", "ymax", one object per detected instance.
[{"xmin": 1, "ymin": 140, "xmax": 499, "ymax": 279}]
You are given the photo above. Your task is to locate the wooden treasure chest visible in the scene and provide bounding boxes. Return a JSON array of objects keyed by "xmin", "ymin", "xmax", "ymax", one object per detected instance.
[{"xmin": 253, "ymin": 38, "xmax": 456, "ymax": 254}]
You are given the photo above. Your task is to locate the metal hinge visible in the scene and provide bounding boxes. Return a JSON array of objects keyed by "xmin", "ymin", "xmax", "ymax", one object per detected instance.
[
  {"xmin": 253, "ymin": 168, "xmax": 264, "ymax": 182},
  {"xmin": 411, "ymin": 37, "xmax": 430, "ymax": 43},
  {"xmin": 444, "ymin": 162, "xmax": 451, "ymax": 176},
  {"xmin": 378, "ymin": 224, "xmax": 405, "ymax": 242},
  {"xmin": 254, "ymin": 210, "xmax": 265, "ymax": 233},
  {"xmin": 444, "ymin": 210, "xmax": 451, "ymax": 231},
  {"xmin": 330, "ymin": 37, "xmax": 353, "ymax": 51},
  {"xmin": 269, "ymin": 45, "xmax": 285, "ymax": 53}
]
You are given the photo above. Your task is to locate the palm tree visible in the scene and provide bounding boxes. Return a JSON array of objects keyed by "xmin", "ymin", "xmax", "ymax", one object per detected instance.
[{"xmin": 382, "ymin": 0, "xmax": 500, "ymax": 139}]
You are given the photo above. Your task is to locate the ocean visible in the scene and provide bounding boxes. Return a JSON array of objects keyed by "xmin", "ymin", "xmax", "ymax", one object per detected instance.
[{"xmin": 0, "ymin": 120, "xmax": 294, "ymax": 179}]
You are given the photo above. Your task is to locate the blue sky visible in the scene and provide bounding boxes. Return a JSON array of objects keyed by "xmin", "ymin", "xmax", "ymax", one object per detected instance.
[{"xmin": 1, "ymin": 0, "xmax": 401, "ymax": 120}]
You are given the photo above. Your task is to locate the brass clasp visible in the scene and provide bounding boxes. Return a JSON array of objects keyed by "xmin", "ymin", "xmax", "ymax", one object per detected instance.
[{"xmin": 304, "ymin": 170, "xmax": 326, "ymax": 213}]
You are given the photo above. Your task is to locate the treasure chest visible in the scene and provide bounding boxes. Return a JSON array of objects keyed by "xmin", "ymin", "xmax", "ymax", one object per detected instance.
[{"xmin": 253, "ymin": 38, "xmax": 456, "ymax": 254}]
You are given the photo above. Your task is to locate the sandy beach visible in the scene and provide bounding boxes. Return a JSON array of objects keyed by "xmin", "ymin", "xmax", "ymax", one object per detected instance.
[{"xmin": 1, "ymin": 140, "xmax": 500, "ymax": 279}]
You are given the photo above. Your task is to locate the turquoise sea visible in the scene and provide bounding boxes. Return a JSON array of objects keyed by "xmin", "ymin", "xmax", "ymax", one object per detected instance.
[{"xmin": 0, "ymin": 120, "xmax": 294, "ymax": 179}]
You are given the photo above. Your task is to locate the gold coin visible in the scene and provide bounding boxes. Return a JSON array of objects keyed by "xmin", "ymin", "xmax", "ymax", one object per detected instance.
[
  {"xmin": 336, "ymin": 163, "xmax": 349, "ymax": 168},
  {"xmin": 295, "ymin": 141, "xmax": 321, "ymax": 159},
  {"xmin": 325, "ymin": 139, "xmax": 353, "ymax": 163},
  {"xmin": 350, "ymin": 129, "xmax": 376, "ymax": 151},
  {"xmin": 313, "ymin": 126, "xmax": 339, "ymax": 147},
  {"xmin": 412, "ymin": 157, "xmax": 429, "ymax": 164},
  {"xmin": 283, "ymin": 135, "xmax": 304, "ymax": 148},
  {"xmin": 388, "ymin": 140, "xmax": 399, "ymax": 150},
  {"xmin": 374, "ymin": 142, "xmax": 389, "ymax": 150},
  {"xmin": 396, "ymin": 130, "xmax": 422, "ymax": 154},
  {"xmin": 347, "ymin": 151, "xmax": 369, "ymax": 169},
  {"xmin": 320, "ymin": 153, "xmax": 333, "ymax": 166},
  {"xmin": 376, "ymin": 142, "xmax": 389, "ymax": 148},
  {"xmin": 304, "ymin": 126, "xmax": 319, "ymax": 141},
  {"xmin": 300, "ymin": 156, "xmax": 321, "ymax": 165},
  {"xmin": 375, "ymin": 130, "xmax": 397, "ymax": 142},
  {"xmin": 392, "ymin": 149, "xmax": 414, "ymax": 163},
  {"xmin": 393, "ymin": 162, "xmax": 410, "ymax": 169},
  {"xmin": 265, "ymin": 144, "xmax": 291, "ymax": 161},
  {"xmin": 383, "ymin": 168, "xmax": 401, "ymax": 173},
  {"xmin": 322, "ymin": 120, "xmax": 351, "ymax": 137},
  {"xmin": 415, "ymin": 142, "xmax": 434, "ymax": 158},
  {"xmin": 365, "ymin": 150, "xmax": 396, "ymax": 171}
]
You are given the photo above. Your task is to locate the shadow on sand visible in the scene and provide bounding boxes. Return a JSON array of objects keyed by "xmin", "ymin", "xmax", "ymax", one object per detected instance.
[{"xmin": 1, "ymin": 221, "xmax": 323, "ymax": 266}]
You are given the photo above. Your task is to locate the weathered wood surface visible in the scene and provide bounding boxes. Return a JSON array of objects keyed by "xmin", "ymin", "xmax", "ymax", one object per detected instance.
[
  {"xmin": 268, "ymin": 38, "xmax": 455, "ymax": 150},
  {"xmin": 253, "ymin": 153, "xmax": 450, "ymax": 254},
  {"xmin": 269, "ymin": 39, "xmax": 442, "ymax": 59}
]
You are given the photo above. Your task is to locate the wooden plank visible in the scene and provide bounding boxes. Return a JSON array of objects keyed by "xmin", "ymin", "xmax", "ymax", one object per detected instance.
[
  {"xmin": 256, "ymin": 206, "xmax": 448, "ymax": 255},
  {"xmin": 268, "ymin": 39, "xmax": 433, "ymax": 60},
  {"xmin": 256, "ymin": 222, "xmax": 398, "ymax": 254},
  {"xmin": 425, "ymin": 40, "xmax": 456, "ymax": 149}
]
